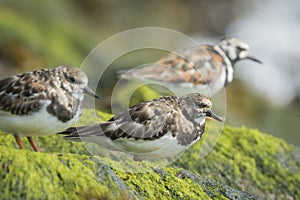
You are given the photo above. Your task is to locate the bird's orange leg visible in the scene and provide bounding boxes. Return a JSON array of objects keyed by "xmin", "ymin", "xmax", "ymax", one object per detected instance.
[
  {"xmin": 14, "ymin": 134, "xmax": 24, "ymax": 149},
  {"xmin": 27, "ymin": 137, "xmax": 39, "ymax": 152}
]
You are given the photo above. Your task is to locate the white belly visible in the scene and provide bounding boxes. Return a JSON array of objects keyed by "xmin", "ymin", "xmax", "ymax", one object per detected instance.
[
  {"xmin": 99, "ymin": 132, "xmax": 188, "ymax": 159},
  {"xmin": 0, "ymin": 101, "xmax": 80, "ymax": 137}
]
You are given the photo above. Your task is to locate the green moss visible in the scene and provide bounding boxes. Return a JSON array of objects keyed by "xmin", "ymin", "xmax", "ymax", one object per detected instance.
[
  {"xmin": 0, "ymin": 147, "xmax": 115, "ymax": 199},
  {"xmin": 0, "ymin": 109, "xmax": 298, "ymax": 199},
  {"xmin": 175, "ymin": 126, "xmax": 300, "ymax": 199},
  {"xmin": 104, "ymin": 159, "xmax": 253, "ymax": 200},
  {"xmin": 0, "ymin": 143, "xmax": 253, "ymax": 200},
  {"xmin": 0, "ymin": 112, "xmax": 255, "ymax": 199}
]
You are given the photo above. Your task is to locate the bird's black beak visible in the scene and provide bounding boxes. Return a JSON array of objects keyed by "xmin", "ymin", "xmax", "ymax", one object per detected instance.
[
  {"xmin": 83, "ymin": 86, "xmax": 99, "ymax": 99},
  {"xmin": 206, "ymin": 110, "xmax": 224, "ymax": 122},
  {"xmin": 247, "ymin": 55, "xmax": 263, "ymax": 64}
]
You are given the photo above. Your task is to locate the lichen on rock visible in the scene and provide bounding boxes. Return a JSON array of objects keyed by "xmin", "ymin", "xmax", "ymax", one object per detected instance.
[
  {"xmin": 175, "ymin": 126, "xmax": 300, "ymax": 199},
  {"xmin": 0, "ymin": 139, "xmax": 255, "ymax": 200},
  {"xmin": 0, "ymin": 109, "xmax": 299, "ymax": 199}
]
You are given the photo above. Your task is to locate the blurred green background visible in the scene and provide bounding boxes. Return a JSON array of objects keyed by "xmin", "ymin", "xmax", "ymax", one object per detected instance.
[{"xmin": 0, "ymin": 0, "xmax": 299, "ymax": 146}]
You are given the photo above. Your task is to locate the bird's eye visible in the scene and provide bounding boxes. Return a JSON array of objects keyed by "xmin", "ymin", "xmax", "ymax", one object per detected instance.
[
  {"xmin": 195, "ymin": 102, "xmax": 205, "ymax": 107},
  {"xmin": 69, "ymin": 77, "xmax": 76, "ymax": 83},
  {"xmin": 237, "ymin": 47, "xmax": 244, "ymax": 51}
]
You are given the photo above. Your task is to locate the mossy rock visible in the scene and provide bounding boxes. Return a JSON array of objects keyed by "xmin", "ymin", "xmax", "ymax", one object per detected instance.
[
  {"xmin": 0, "ymin": 146, "xmax": 256, "ymax": 200},
  {"xmin": 175, "ymin": 126, "xmax": 300, "ymax": 199},
  {"xmin": 0, "ymin": 109, "xmax": 299, "ymax": 199}
]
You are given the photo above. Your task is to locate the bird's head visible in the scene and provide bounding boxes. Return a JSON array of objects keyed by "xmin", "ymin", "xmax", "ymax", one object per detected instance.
[
  {"xmin": 217, "ymin": 37, "xmax": 262, "ymax": 65},
  {"xmin": 60, "ymin": 66, "xmax": 99, "ymax": 100},
  {"xmin": 179, "ymin": 93, "xmax": 224, "ymax": 124}
]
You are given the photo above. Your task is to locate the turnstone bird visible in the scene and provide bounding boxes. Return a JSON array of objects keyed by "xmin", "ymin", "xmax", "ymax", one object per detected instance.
[
  {"xmin": 0, "ymin": 66, "xmax": 99, "ymax": 151},
  {"xmin": 59, "ymin": 93, "xmax": 223, "ymax": 160},
  {"xmin": 119, "ymin": 37, "xmax": 262, "ymax": 95}
]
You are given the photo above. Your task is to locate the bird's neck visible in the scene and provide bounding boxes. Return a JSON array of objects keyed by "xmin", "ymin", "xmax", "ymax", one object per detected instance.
[{"xmin": 213, "ymin": 45, "xmax": 234, "ymax": 85}]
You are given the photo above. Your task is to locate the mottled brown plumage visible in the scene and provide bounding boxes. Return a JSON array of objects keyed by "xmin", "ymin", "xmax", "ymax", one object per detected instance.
[
  {"xmin": 0, "ymin": 66, "xmax": 89, "ymax": 120},
  {"xmin": 119, "ymin": 38, "xmax": 262, "ymax": 95},
  {"xmin": 0, "ymin": 65, "xmax": 98, "ymax": 151},
  {"xmin": 59, "ymin": 93, "xmax": 223, "ymax": 159}
]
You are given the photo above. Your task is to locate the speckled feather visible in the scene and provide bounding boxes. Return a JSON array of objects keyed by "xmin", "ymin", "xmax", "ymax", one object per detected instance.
[
  {"xmin": 0, "ymin": 66, "xmax": 84, "ymax": 122},
  {"xmin": 128, "ymin": 45, "xmax": 224, "ymax": 85},
  {"xmin": 61, "ymin": 93, "xmax": 213, "ymax": 146},
  {"xmin": 119, "ymin": 38, "xmax": 262, "ymax": 95},
  {"xmin": 0, "ymin": 65, "xmax": 98, "ymax": 152}
]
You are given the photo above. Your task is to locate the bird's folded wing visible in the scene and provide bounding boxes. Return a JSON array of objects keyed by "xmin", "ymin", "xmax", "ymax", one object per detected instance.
[
  {"xmin": 61, "ymin": 96, "xmax": 181, "ymax": 141},
  {"xmin": 0, "ymin": 75, "xmax": 48, "ymax": 115},
  {"xmin": 118, "ymin": 45, "xmax": 223, "ymax": 85}
]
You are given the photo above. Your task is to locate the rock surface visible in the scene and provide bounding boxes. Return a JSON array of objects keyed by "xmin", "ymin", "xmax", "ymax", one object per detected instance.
[
  {"xmin": 0, "ymin": 109, "xmax": 299, "ymax": 199},
  {"xmin": 175, "ymin": 126, "xmax": 300, "ymax": 200}
]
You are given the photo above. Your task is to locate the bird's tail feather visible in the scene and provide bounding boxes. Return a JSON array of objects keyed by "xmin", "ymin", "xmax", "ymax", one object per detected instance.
[{"xmin": 57, "ymin": 122, "xmax": 116, "ymax": 140}]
